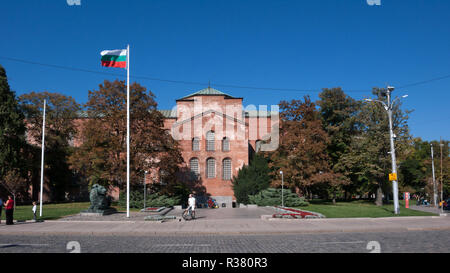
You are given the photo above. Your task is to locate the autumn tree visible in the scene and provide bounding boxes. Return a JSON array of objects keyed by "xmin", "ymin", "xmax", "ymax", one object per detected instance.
[
  {"xmin": 19, "ymin": 91, "xmax": 81, "ymax": 201},
  {"xmin": 269, "ymin": 96, "xmax": 346, "ymax": 202},
  {"xmin": 70, "ymin": 80, "xmax": 184, "ymax": 197},
  {"xmin": 338, "ymin": 88, "xmax": 411, "ymax": 206}
]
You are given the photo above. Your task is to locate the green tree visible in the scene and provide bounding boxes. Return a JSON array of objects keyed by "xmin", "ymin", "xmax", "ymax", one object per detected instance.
[
  {"xmin": 317, "ymin": 87, "xmax": 361, "ymax": 200},
  {"xmin": 338, "ymin": 88, "xmax": 411, "ymax": 206},
  {"xmin": 232, "ymin": 154, "xmax": 271, "ymax": 204},
  {"xmin": 399, "ymin": 138, "xmax": 449, "ymax": 200},
  {"xmin": 19, "ymin": 91, "xmax": 81, "ymax": 201},
  {"xmin": 0, "ymin": 65, "xmax": 27, "ymax": 198}
]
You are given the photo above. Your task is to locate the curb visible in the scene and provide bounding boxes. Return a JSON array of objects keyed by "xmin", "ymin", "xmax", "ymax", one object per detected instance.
[{"xmin": 1, "ymin": 226, "xmax": 450, "ymax": 237}]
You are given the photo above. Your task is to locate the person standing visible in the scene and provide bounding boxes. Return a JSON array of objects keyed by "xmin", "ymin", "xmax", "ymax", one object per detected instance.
[
  {"xmin": 0, "ymin": 197, "xmax": 3, "ymax": 224},
  {"xmin": 5, "ymin": 195, "xmax": 14, "ymax": 225},
  {"xmin": 32, "ymin": 201, "xmax": 37, "ymax": 221}
]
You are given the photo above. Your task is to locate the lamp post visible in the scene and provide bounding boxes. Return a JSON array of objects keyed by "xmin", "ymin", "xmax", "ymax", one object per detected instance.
[
  {"xmin": 440, "ymin": 139, "xmax": 444, "ymax": 212},
  {"xmin": 431, "ymin": 144, "xmax": 437, "ymax": 208},
  {"xmin": 144, "ymin": 171, "xmax": 148, "ymax": 211},
  {"xmin": 280, "ymin": 170, "xmax": 284, "ymax": 207},
  {"xmin": 364, "ymin": 86, "xmax": 408, "ymax": 215}
]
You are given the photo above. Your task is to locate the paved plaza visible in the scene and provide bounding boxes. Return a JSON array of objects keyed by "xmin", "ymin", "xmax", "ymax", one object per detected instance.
[
  {"xmin": 56, "ymin": 206, "xmax": 277, "ymax": 221},
  {"xmin": 1, "ymin": 230, "xmax": 449, "ymax": 253},
  {"xmin": 0, "ymin": 206, "xmax": 449, "ymax": 253},
  {"xmin": 0, "ymin": 206, "xmax": 448, "ymax": 236}
]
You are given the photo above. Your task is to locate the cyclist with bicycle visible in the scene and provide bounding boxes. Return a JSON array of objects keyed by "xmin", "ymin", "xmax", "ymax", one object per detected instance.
[{"xmin": 183, "ymin": 194, "xmax": 196, "ymax": 219}]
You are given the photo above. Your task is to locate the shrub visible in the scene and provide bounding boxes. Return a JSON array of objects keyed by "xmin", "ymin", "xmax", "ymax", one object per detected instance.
[
  {"xmin": 248, "ymin": 188, "xmax": 309, "ymax": 207},
  {"xmin": 232, "ymin": 154, "xmax": 271, "ymax": 204},
  {"xmin": 118, "ymin": 191, "xmax": 181, "ymax": 208}
]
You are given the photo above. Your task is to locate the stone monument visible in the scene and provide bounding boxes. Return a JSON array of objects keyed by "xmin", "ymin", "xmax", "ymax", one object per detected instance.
[{"xmin": 81, "ymin": 184, "xmax": 117, "ymax": 216}]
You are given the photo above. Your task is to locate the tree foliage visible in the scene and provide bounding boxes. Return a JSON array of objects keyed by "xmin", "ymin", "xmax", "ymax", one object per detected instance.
[
  {"xmin": 337, "ymin": 88, "xmax": 411, "ymax": 205},
  {"xmin": 0, "ymin": 65, "xmax": 26, "ymax": 180},
  {"xmin": 19, "ymin": 91, "xmax": 81, "ymax": 201},
  {"xmin": 269, "ymin": 96, "xmax": 345, "ymax": 200},
  {"xmin": 69, "ymin": 80, "xmax": 184, "ymax": 194},
  {"xmin": 0, "ymin": 65, "xmax": 28, "ymax": 199},
  {"xmin": 232, "ymin": 154, "xmax": 271, "ymax": 204}
]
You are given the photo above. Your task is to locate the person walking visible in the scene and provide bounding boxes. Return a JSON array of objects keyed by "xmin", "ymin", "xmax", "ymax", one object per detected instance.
[
  {"xmin": 0, "ymin": 197, "xmax": 3, "ymax": 224},
  {"xmin": 185, "ymin": 194, "xmax": 196, "ymax": 219},
  {"xmin": 5, "ymin": 195, "xmax": 14, "ymax": 225}
]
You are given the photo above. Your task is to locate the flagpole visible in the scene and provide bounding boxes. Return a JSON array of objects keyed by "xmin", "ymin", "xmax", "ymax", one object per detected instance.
[
  {"xmin": 39, "ymin": 99, "xmax": 46, "ymax": 217},
  {"xmin": 126, "ymin": 44, "xmax": 130, "ymax": 218}
]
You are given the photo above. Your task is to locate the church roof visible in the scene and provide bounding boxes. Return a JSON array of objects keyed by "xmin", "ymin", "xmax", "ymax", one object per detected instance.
[{"xmin": 178, "ymin": 87, "xmax": 237, "ymax": 100}]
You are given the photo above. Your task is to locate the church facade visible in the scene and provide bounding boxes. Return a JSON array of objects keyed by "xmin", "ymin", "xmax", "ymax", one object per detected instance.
[{"xmin": 159, "ymin": 87, "xmax": 278, "ymax": 207}]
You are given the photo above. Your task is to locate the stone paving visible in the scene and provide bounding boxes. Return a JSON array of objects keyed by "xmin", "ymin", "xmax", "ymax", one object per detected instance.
[
  {"xmin": 409, "ymin": 205, "xmax": 447, "ymax": 215},
  {"xmin": 1, "ymin": 230, "xmax": 449, "ymax": 253},
  {"xmin": 1, "ymin": 213, "xmax": 449, "ymax": 236},
  {"xmin": 57, "ymin": 207, "xmax": 277, "ymax": 221}
]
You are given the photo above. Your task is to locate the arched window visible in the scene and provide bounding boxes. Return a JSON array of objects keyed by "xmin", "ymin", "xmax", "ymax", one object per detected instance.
[
  {"xmin": 222, "ymin": 158, "xmax": 232, "ymax": 180},
  {"xmin": 222, "ymin": 137, "xmax": 230, "ymax": 152},
  {"xmin": 206, "ymin": 131, "xmax": 215, "ymax": 151},
  {"xmin": 189, "ymin": 158, "xmax": 199, "ymax": 176},
  {"xmin": 206, "ymin": 158, "xmax": 216, "ymax": 178},
  {"xmin": 192, "ymin": 137, "xmax": 200, "ymax": 151}
]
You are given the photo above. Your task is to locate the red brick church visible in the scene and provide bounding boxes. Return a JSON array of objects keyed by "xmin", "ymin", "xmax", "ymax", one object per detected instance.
[{"xmin": 158, "ymin": 87, "xmax": 278, "ymax": 207}]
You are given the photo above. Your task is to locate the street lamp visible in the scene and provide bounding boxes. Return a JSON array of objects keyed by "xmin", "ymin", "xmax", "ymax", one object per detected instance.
[
  {"xmin": 280, "ymin": 170, "xmax": 284, "ymax": 207},
  {"xmin": 431, "ymin": 144, "xmax": 438, "ymax": 208},
  {"xmin": 364, "ymin": 86, "xmax": 408, "ymax": 215},
  {"xmin": 144, "ymin": 171, "xmax": 148, "ymax": 211},
  {"xmin": 440, "ymin": 140, "xmax": 444, "ymax": 213}
]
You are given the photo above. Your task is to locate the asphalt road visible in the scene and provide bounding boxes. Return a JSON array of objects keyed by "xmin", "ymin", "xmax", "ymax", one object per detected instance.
[{"xmin": 0, "ymin": 230, "xmax": 448, "ymax": 253}]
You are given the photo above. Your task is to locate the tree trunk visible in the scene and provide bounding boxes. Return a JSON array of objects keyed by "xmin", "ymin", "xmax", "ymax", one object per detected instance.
[
  {"xmin": 375, "ymin": 185, "xmax": 383, "ymax": 206},
  {"xmin": 332, "ymin": 191, "xmax": 336, "ymax": 205}
]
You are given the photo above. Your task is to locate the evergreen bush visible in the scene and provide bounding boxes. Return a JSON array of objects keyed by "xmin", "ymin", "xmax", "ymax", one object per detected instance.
[
  {"xmin": 118, "ymin": 190, "xmax": 181, "ymax": 208},
  {"xmin": 232, "ymin": 154, "xmax": 271, "ymax": 204},
  {"xmin": 248, "ymin": 188, "xmax": 309, "ymax": 207}
]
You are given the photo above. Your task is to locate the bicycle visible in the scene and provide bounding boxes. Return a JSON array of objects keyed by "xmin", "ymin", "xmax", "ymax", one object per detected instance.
[{"xmin": 182, "ymin": 206, "xmax": 195, "ymax": 220}]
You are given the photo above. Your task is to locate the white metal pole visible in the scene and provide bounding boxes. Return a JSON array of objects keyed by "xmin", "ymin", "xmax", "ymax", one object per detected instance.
[
  {"xmin": 282, "ymin": 172, "xmax": 284, "ymax": 207},
  {"xmin": 126, "ymin": 44, "xmax": 130, "ymax": 218},
  {"xmin": 39, "ymin": 99, "xmax": 46, "ymax": 217},
  {"xmin": 440, "ymin": 138, "xmax": 444, "ymax": 211},
  {"xmin": 431, "ymin": 143, "xmax": 437, "ymax": 207},
  {"xmin": 144, "ymin": 171, "xmax": 147, "ymax": 210},
  {"xmin": 387, "ymin": 89, "xmax": 399, "ymax": 215}
]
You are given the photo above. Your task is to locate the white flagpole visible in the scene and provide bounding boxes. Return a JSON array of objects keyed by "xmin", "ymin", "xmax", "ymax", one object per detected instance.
[
  {"xmin": 126, "ymin": 44, "xmax": 130, "ymax": 218},
  {"xmin": 39, "ymin": 99, "xmax": 46, "ymax": 217}
]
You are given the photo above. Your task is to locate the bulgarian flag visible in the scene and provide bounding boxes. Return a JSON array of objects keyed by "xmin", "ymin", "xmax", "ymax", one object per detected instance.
[{"xmin": 100, "ymin": 49, "xmax": 127, "ymax": 68}]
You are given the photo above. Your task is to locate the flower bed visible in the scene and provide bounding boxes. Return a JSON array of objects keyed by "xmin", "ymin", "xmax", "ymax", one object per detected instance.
[
  {"xmin": 273, "ymin": 206, "xmax": 325, "ymax": 219},
  {"xmin": 144, "ymin": 215, "xmax": 177, "ymax": 221},
  {"xmin": 140, "ymin": 207, "xmax": 166, "ymax": 213}
]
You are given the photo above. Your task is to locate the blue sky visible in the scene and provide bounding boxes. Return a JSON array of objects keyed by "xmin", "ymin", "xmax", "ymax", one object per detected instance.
[{"xmin": 1, "ymin": 0, "xmax": 449, "ymax": 141}]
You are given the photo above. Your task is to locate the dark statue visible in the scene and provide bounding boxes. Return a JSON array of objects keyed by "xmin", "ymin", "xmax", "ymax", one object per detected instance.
[
  {"xmin": 82, "ymin": 184, "xmax": 116, "ymax": 215},
  {"xmin": 88, "ymin": 184, "xmax": 110, "ymax": 211}
]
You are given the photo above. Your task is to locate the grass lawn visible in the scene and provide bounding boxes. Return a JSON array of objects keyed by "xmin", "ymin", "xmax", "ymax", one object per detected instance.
[
  {"xmin": 0, "ymin": 202, "xmax": 144, "ymax": 221},
  {"xmin": 297, "ymin": 199, "xmax": 438, "ymax": 218},
  {"xmin": 1, "ymin": 202, "xmax": 90, "ymax": 221}
]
